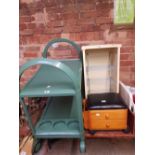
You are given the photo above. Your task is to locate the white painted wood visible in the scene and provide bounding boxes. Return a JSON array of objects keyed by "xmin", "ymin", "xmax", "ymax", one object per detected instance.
[
  {"xmin": 82, "ymin": 44, "xmax": 122, "ymax": 51},
  {"xmin": 82, "ymin": 45, "xmax": 121, "ymax": 98}
]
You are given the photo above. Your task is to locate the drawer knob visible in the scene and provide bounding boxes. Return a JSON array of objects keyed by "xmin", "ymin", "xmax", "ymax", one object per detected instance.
[
  {"xmin": 105, "ymin": 114, "xmax": 109, "ymax": 119},
  {"xmin": 106, "ymin": 124, "xmax": 110, "ymax": 128}
]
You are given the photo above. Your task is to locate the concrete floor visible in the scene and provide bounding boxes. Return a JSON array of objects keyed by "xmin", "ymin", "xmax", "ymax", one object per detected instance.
[{"xmin": 36, "ymin": 138, "xmax": 135, "ymax": 155}]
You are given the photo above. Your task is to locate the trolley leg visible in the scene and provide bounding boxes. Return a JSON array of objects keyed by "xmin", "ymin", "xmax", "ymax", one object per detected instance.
[
  {"xmin": 32, "ymin": 138, "xmax": 43, "ymax": 154},
  {"xmin": 80, "ymin": 139, "xmax": 86, "ymax": 153}
]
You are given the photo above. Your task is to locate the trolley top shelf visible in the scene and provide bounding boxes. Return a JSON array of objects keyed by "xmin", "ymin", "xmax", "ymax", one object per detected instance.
[{"xmin": 20, "ymin": 59, "xmax": 82, "ymax": 97}]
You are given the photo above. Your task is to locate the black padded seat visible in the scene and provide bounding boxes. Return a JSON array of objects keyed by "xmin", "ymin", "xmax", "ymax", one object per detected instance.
[{"xmin": 86, "ymin": 93, "xmax": 127, "ymax": 110}]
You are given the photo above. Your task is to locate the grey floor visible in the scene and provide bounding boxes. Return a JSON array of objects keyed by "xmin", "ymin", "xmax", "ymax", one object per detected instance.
[{"xmin": 36, "ymin": 138, "xmax": 135, "ymax": 155}]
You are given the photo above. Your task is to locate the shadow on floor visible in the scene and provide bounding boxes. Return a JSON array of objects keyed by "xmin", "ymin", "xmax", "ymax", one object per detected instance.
[{"xmin": 36, "ymin": 138, "xmax": 135, "ymax": 155}]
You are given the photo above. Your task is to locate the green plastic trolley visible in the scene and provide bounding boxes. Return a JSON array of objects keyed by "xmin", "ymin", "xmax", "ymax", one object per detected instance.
[{"xmin": 19, "ymin": 38, "xmax": 86, "ymax": 154}]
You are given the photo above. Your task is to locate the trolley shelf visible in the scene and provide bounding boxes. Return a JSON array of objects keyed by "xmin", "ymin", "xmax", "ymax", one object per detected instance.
[
  {"xmin": 34, "ymin": 96, "xmax": 81, "ymax": 138},
  {"xmin": 20, "ymin": 85, "xmax": 76, "ymax": 97},
  {"xmin": 35, "ymin": 119, "xmax": 81, "ymax": 138},
  {"xmin": 20, "ymin": 60, "xmax": 82, "ymax": 97}
]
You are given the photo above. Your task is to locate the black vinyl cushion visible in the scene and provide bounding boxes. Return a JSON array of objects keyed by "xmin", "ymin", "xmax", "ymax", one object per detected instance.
[{"xmin": 86, "ymin": 93, "xmax": 127, "ymax": 110}]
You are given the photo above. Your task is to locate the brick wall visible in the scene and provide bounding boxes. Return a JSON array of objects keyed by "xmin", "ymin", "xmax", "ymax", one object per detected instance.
[{"xmin": 19, "ymin": 0, "xmax": 135, "ymax": 86}]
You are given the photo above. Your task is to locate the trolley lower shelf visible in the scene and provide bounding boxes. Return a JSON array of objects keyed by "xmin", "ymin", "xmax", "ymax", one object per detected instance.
[
  {"xmin": 35, "ymin": 119, "xmax": 81, "ymax": 138},
  {"xmin": 35, "ymin": 96, "xmax": 81, "ymax": 139}
]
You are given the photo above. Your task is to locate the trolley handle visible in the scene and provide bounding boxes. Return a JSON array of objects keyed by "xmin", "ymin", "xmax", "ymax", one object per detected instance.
[
  {"xmin": 42, "ymin": 38, "xmax": 82, "ymax": 61},
  {"xmin": 19, "ymin": 58, "xmax": 79, "ymax": 90}
]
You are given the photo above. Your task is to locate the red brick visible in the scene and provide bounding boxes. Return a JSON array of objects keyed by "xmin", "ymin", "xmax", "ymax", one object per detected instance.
[
  {"xmin": 84, "ymin": 32, "xmax": 95, "ymax": 40},
  {"xmin": 24, "ymin": 46, "xmax": 40, "ymax": 51},
  {"xmin": 100, "ymin": 24, "xmax": 111, "ymax": 30},
  {"xmin": 96, "ymin": 2, "xmax": 113, "ymax": 10},
  {"xmin": 27, "ymin": 35, "xmax": 40, "ymax": 44},
  {"xmin": 120, "ymin": 66, "xmax": 130, "ymax": 72},
  {"xmin": 120, "ymin": 60, "xmax": 134, "ymax": 67},
  {"xmin": 80, "ymin": 11, "xmax": 96, "ymax": 19},
  {"xmin": 130, "ymin": 73, "xmax": 135, "ymax": 81},
  {"xmin": 61, "ymin": 33, "xmax": 70, "ymax": 39},
  {"xmin": 20, "ymin": 36, "xmax": 28, "ymax": 45},
  {"xmin": 47, "ymin": 13, "xmax": 62, "ymax": 21},
  {"xmin": 129, "ymin": 53, "xmax": 135, "ymax": 60},
  {"xmin": 94, "ymin": 31, "xmax": 103, "ymax": 40},
  {"xmin": 120, "ymin": 72, "xmax": 131, "ymax": 81},
  {"xmin": 121, "ymin": 46, "xmax": 135, "ymax": 53},
  {"xmin": 79, "ymin": 3, "xmax": 95, "ymax": 11},
  {"xmin": 130, "ymin": 66, "xmax": 135, "ymax": 72},
  {"xmin": 20, "ymin": 29, "xmax": 34, "ymax": 36},
  {"xmin": 38, "ymin": 35, "xmax": 52, "ymax": 43},
  {"xmin": 80, "ymin": 24, "xmax": 96, "ymax": 32},
  {"xmin": 78, "ymin": 18, "xmax": 95, "ymax": 25},
  {"xmin": 69, "ymin": 33, "xmax": 76, "ymax": 41},
  {"xmin": 96, "ymin": 9, "xmax": 111, "ymax": 17},
  {"xmin": 63, "ymin": 25, "xmax": 81, "ymax": 33},
  {"xmin": 45, "ymin": 27, "xmax": 63, "ymax": 34},
  {"xmin": 19, "ymin": 3, "xmax": 30, "ymax": 16},
  {"xmin": 20, "ymin": 77, "xmax": 27, "ymax": 83},
  {"xmin": 63, "ymin": 19, "xmax": 77, "ymax": 26},
  {"xmin": 62, "ymin": 13, "xmax": 79, "ymax": 20},
  {"xmin": 62, "ymin": 4, "xmax": 77, "ymax": 13},
  {"xmin": 77, "ymin": 0, "xmax": 95, "ymax": 3},
  {"xmin": 46, "ymin": 6, "xmax": 61, "ymax": 14},
  {"xmin": 20, "ymin": 24, "xmax": 27, "ymax": 30},
  {"xmin": 44, "ymin": 0, "xmax": 57, "ymax": 7},
  {"xmin": 120, "ymin": 53, "xmax": 130, "ymax": 60},
  {"xmin": 64, "ymin": 0, "xmax": 76, "ymax": 3},
  {"xmin": 33, "ymin": 26, "xmax": 45, "ymax": 34},
  {"xmin": 129, "ymin": 80, "xmax": 135, "ymax": 86},
  {"xmin": 27, "ymin": 23, "xmax": 36, "ymax": 29},
  {"xmin": 22, "ymin": 70, "xmax": 35, "ymax": 78},
  {"xmin": 70, "ymin": 33, "xmax": 83, "ymax": 41},
  {"xmin": 39, "ymin": 34, "xmax": 61, "ymax": 44},
  {"xmin": 96, "ymin": 17, "xmax": 112, "ymax": 24},
  {"xmin": 78, "ymin": 33, "xmax": 85, "ymax": 41},
  {"xmin": 34, "ymin": 1, "xmax": 44, "ymax": 10},
  {"xmin": 24, "ymin": 52, "xmax": 38, "ymax": 57},
  {"xmin": 127, "ymin": 30, "xmax": 135, "ymax": 38},
  {"xmin": 120, "ymin": 38, "xmax": 135, "ymax": 46},
  {"xmin": 104, "ymin": 30, "xmax": 118, "ymax": 42},
  {"xmin": 117, "ymin": 31, "xmax": 127, "ymax": 39},
  {"xmin": 20, "ymin": 16, "xmax": 33, "ymax": 23},
  {"xmin": 48, "ymin": 20, "xmax": 64, "ymax": 27}
]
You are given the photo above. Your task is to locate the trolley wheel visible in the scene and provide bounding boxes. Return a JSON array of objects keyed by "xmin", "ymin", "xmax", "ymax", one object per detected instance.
[
  {"xmin": 123, "ymin": 126, "xmax": 130, "ymax": 134},
  {"xmin": 32, "ymin": 139, "xmax": 43, "ymax": 154},
  {"xmin": 88, "ymin": 130, "xmax": 96, "ymax": 135},
  {"xmin": 80, "ymin": 140, "xmax": 86, "ymax": 153}
]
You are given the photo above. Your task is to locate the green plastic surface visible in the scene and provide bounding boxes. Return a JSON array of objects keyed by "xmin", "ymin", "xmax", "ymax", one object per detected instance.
[
  {"xmin": 19, "ymin": 38, "xmax": 85, "ymax": 153},
  {"xmin": 20, "ymin": 58, "xmax": 81, "ymax": 97},
  {"xmin": 35, "ymin": 97, "xmax": 81, "ymax": 138}
]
